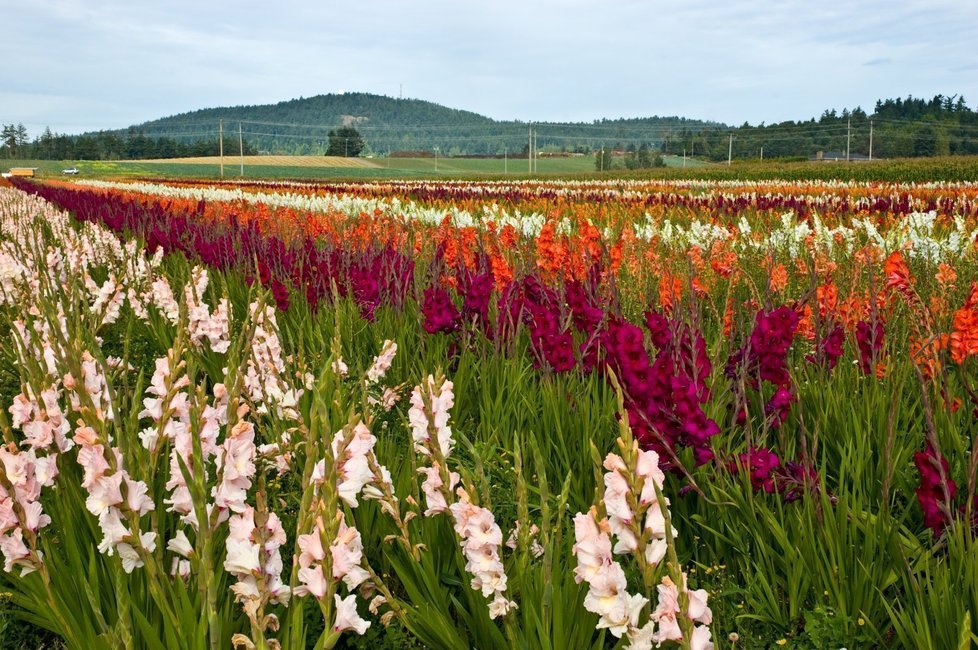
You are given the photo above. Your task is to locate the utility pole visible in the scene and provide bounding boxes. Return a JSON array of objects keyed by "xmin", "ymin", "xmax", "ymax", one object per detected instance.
[
  {"xmin": 238, "ymin": 122, "xmax": 244, "ymax": 177},
  {"xmin": 219, "ymin": 119, "xmax": 224, "ymax": 178},
  {"xmin": 869, "ymin": 119, "xmax": 874, "ymax": 160},
  {"xmin": 683, "ymin": 148, "xmax": 686, "ymax": 167},
  {"xmin": 504, "ymin": 149, "xmax": 508, "ymax": 174},
  {"xmin": 528, "ymin": 125, "xmax": 533, "ymax": 174},
  {"xmin": 434, "ymin": 146, "xmax": 439, "ymax": 172},
  {"xmin": 846, "ymin": 117, "xmax": 851, "ymax": 162},
  {"xmin": 532, "ymin": 129, "xmax": 536, "ymax": 173},
  {"xmin": 727, "ymin": 133, "xmax": 733, "ymax": 166},
  {"xmin": 345, "ymin": 137, "xmax": 348, "ymax": 157},
  {"xmin": 760, "ymin": 146, "xmax": 764, "ymax": 161}
]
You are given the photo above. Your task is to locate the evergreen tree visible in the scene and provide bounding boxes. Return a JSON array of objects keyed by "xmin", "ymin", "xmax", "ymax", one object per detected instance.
[
  {"xmin": 326, "ymin": 126, "xmax": 364, "ymax": 157},
  {"xmin": 637, "ymin": 143, "xmax": 652, "ymax": 168},
  {"xmin": 1, "ymin": 124, "xmax": 16, "ymax": 151}
]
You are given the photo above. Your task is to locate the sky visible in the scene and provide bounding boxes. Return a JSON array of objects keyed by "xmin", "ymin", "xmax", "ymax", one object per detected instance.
[{"xmin": 2, "ymin": 0, "xmax": 977, "ymax": 137}]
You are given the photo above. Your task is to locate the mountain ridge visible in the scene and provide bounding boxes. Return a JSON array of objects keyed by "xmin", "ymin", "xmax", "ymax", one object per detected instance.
[{"xmin": 117, "ymin": 92, "xmax": 721, "ymax": 155}]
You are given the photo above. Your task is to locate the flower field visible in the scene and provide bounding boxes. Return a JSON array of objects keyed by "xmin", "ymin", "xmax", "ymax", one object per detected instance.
[{"xmin": 0, "ymin": 173, "xmax": 977, "ymax": 649}]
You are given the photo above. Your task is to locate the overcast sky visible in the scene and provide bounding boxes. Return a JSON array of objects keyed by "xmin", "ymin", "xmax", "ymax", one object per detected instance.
[{"xmin": 2, "ymin": 0, "xmax": 977, "ymax": 136}]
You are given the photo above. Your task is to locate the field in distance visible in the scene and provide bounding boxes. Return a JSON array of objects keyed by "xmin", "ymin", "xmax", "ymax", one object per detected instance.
[
  {"xmin": 9, "ymin": 155, "xmax": 978, "ymax": 182},
  {"xmin": 137, "ymin": 155, "xmax": 381, "ymax": 168},
  {"xmin": 76, "ymin": 154, "xmax": 705, "ymax": 177}
]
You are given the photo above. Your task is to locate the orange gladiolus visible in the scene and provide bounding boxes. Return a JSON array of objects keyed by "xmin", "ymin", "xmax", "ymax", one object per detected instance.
[
  {"xmin": 950, "ymin": 283, "xmax": 978, "ymax": 364},
  {"xmin": 817, "ymin": 283, "xmax": 839, "ymax": 319},
  {"xmin": 769, "ymin": 264, "xmax": 788, "ymax": 293},
  {"xmin": 796, "ymin": 304, "xmax": 815, "ymax": 341},
  {"xmin": 658, "ymin": 275, "xmax": 683, "ymax": 313},
  {"xmin": 910, "ymin": 334, "xmax": 949, "ymax": 380},
  {"xmin": 609, "ymin": 239, "xmax": 623, "ymax": 274},
  {"xmin": 710, "ymin": 250, "xmax": 737, "ymax": 278},
  {"xmin": 884, "ymin": 251, "xmax": 913, "ymax": 293},
  {"xmin": 936, "ymin": 263, "xmax": 957, "ymax": 288}
]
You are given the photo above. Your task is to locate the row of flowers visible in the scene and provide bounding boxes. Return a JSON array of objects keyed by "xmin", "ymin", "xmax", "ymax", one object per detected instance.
[
  {"xmin": 71, "ymin": 178, "xmax": 978, "ymax": 251},
  {"xmin": 133, "ymin": 176, "xmax": 978, "ymax": 219}
]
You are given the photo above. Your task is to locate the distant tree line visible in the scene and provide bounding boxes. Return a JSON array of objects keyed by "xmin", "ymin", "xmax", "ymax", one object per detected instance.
[
  {"xmin": 0, "ymin": 125, "xmax": 257, "ymax": 160},
  {"xmin": 660, "ymin": 94, "xmax": 978, "ymax": 161}
]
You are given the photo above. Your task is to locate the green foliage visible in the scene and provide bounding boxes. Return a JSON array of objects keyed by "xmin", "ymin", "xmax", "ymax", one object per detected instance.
[
  {"xmin": 0, "ymin": 596, "xmax": 64, "ymax": 650},
  {"xmin": 661, "ymin": 93, "xmax": 978, "ymax": 161},
  {"xmin": 326, "ymin": 127, "xmax": 365, "ymax": 157},
  {"xmin": 594, "ymin": 147, "xmax": 614, "ymax": 171},
  {"xmin": 623, "ymin": 143, "xmax": 665, "ymax": 170},
  {"xmin": 0, "ymin": 128, "xmax": 258, "ymax": 162}
]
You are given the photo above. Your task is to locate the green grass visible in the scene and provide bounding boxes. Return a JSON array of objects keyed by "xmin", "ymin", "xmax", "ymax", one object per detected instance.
[
  {"xmin": 3, "ymin": 154, "xmax": 690, "ymax": 181},
  {"xmin": 6, "ymin": 153, "xmax": 978, "ymax": 183}
]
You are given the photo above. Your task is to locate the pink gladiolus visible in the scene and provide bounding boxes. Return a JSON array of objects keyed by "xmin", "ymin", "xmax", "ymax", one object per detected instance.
[
  {"xmin": 418, "ymin": 464, "xmax": 458, "ymax": 516},
  {"xmin": 690, "ymin": 625, "xmax": 715, "ymax": 650},
  {"xmin": 225, "ymin": 507, "xmax": 290, "ymax": 607},
  {"xmin": 167, "ymin": 531, "xmax": 194, "ymax": 558},
  {"xmin": 408, "ymin": 375, "xmax": 455, "ymax": 458},
  {"xmin": 651, "ymin": 574, "xmax": 713, "ymax": 646},
  {"xmin": 333, "ymin": 593, "xmax": 370, "ymax": 635},
  {"xmin": 331, "ymin": 422, "xmax": 377, "ymax": 508},
  {"xmin": 297, "ymin": 565, "xmax": 328, "ymax": 599},
  {"xmin": 449, "ymin": 498, "xmax": 515, "ymax": 617},
  {"xmin": 0, "ymin": 529, "xmax": 36, "ymax": 575},
  {"xmin": 602, "ymin": 448, "xmax": 672, "ymax": 566},
  {"xmin": 297, "ymin": 530, "xmax": 325, "ymax": 568},
  {"xmin": 184, "ymin": 268, "xmax": 231, "ymax": 353},
  {"xmin": 573, "ymin": 508, "xmax": 649, "ymax": 639},
  {"xmin": 213, "ymin": 420, "xmax": 256, "ymax": 515},
  {"xmin": 330, "ymin": 521, "xmax": 369, "ymax": 589},
  {"xmin": 366, "ymin": 339, "xmax": 397, "ymax": 383}
]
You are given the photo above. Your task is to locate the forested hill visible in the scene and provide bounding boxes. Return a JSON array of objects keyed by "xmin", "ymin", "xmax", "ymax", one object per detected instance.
[{"xmin": 109, "ymin": 92, "xmax": 720, "ymax": 156}]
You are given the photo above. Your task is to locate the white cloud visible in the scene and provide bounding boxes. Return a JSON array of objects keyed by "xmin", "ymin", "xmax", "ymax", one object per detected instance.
[{"xmin": 0, "ymin": 0, "xmax": 976, "ymax": 134}]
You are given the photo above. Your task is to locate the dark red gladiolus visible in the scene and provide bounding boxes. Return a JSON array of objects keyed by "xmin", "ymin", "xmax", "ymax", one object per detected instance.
[
  {"xmin": 806, "ymin": 324, "xmax": 846, "ymax": 371},
  {"xmin": 763, "ymin": 385, "xmax": 795, "ymax": 428},
  {"xmin": 730, "ymin": 447, "xmax": 781, "ymax": 493},
  {"xmin": 602, "ymin": 312, "xmax": 719, "ymax": 468},
  {"xmin": 727, "ymin": 305, "xmax": 800, "ymax": 430},
  {"xmin": 270, "ymin": 279, "xmax": 290, "ymax": 312},
  {"xmin": 856, "ymin": 319, "xmax": 885, "ymax": 375},
  {"xmin": 421, "ymin": 286, "xmax": 461, "ymax": 334},
  {"xmin": 457, "ymin": 266, "xmax": 494, "ymax": 331},
  {"xmin": 503, "ymin": 275, "xmax": 579, "ymax": 373},
  {"xmin": 914, "ymin": 445, "xmax": 957, "ymax": 535},
  {"xmin": 780, "ymin": 461, "xmax": 821, "ymax": 503}
]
